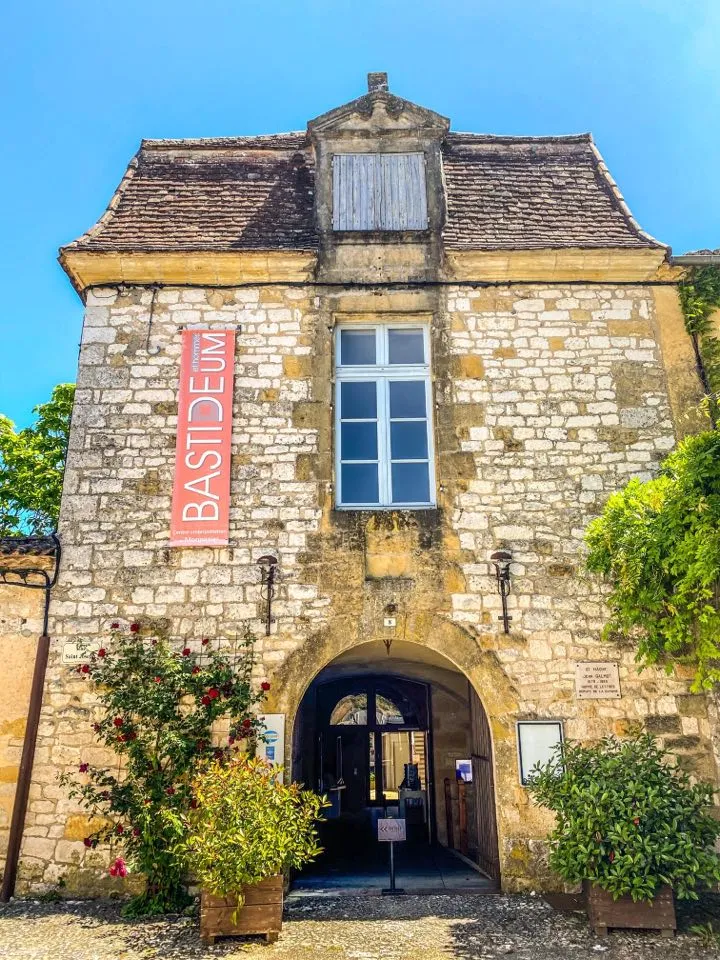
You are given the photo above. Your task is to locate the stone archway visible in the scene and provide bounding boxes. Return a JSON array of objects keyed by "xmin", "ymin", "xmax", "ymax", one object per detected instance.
[{"xmin": 269, "ymin": 621, "xmax": 518, "ymax": 887}]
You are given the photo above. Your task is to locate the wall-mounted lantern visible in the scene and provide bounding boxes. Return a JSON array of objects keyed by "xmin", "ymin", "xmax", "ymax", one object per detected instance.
[
  {"xmin": 490, "ymin": 549, "xmax": 513, "ymax": 634},
  {"xmin": 256, "ymin": 554, "xmax": 279, "ymax": 636},
  {"xmin": 516, "ymin": 720, "xmax": 564, "ymax": 786}
]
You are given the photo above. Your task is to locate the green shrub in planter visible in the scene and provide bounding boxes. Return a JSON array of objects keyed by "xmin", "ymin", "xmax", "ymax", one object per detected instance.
[
  {"xmin": 527, "ymin": 733, "xmax": 720, "ymax": 902},
  {"xmin": 186, "ymin": 756, "xmax": 325, "ymax": 906}
]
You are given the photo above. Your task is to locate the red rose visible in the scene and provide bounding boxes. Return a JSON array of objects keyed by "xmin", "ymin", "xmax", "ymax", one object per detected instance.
[
  {"xmin": 92, "ymin": 723, "xmax": 101, "ymax": 733},
  {"xmin": 633, "ymin": 817, "xmax": 640, "ymax": 826},
  {"xmin": 81, "ymin": 664, "xmax": 90, "ymax": 674},
  {"xmin": 110, "ymin": 621, "xmax": 120, "ymax": 630},
  {"xmin": 261, "ymin": 681, "xmax": 271, "ymax": 691},
  {"xmin": 166, "ymin": 786, "xmax": 175, "ymax": 796},
  {"xmin": 201, "ymin": 695, "xmax": 211, "ymax": 706},
  {"xmin": 182, "ymin": 648, "xmax": 191, "ymax": 657},
  {"xmin": 113, "ymin": 717, "xmax": 123, "ymax": 727},
  {"xmin": 79, "ymin": 762, "xmax": 89, "ymax": 773},
  {"xmin": 133, "ymin": 827, "xmax": 140, "ymax": 837},
  {"xmin": 191, "ymin": 666, "xmax": 201, "ymax": 675},
  {"xmin": 83, "ymin": 837, "xmax": 93, "ymax": 848},
  {"xmin": 109, "ymin": 856, "xmax": 127, "ymax": 878},
  {"xmin": 190, "ymin": 798, "xmax": 198, "ymax": 809},
  {"xmin": 97, "ymin": 648, "xmax": 106, "ymax": 658},
  {"xmin": 154, "ymin": 676, "xmax": 162, "ymax": 684},
  {"xmin": 130, "ymin": 623, "xmax": 140, "ymax": 634},
  {"xmin": 208, "ymin": 688, "xmax": 219, "ymax": 700},
  {"xmin": 609, "ymin": 852, "xmax": 615, "ymax": 862},
  {"xmin": 201, "ymin": 638, "xmax": 210, "ymax": 646},
  {"xmin": 116, "ymin": 824, "xmax": 124, "ymax": 834},
  {"xmin": 119, "ymin": 733, "xmax": 128, "ymax": 742},
  {"xmin": 242, "ymin": 718, "xmax": 252, "ymax": 729}
]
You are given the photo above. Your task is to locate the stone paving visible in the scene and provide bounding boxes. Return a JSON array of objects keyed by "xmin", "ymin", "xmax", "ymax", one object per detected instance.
[{"xmin": 1, "ymin": 893, "xmax": 719, "ymax": 959}]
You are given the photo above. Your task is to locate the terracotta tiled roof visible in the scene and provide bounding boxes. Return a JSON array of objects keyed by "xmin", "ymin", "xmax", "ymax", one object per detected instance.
[
  {"xmin": 0, "ymin": 536, "xmax": 58, "ymax": 558},
  {"xmin": 441, "ymin": 134, "xmax": 660, "ymax": 249},
  {"xmin": 62, "ymin": 131, "xmax": 662, "ymax": 254}
]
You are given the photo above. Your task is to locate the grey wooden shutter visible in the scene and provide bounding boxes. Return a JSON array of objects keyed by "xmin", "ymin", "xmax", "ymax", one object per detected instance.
[{"xmin": 332, "ymin": 153, "xmax": 428, "ymax": 231}]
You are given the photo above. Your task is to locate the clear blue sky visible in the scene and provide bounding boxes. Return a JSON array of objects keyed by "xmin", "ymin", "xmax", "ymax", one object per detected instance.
[{"xmin": 2, "ymin": 0, "xmax": 718, "ymax": 427}]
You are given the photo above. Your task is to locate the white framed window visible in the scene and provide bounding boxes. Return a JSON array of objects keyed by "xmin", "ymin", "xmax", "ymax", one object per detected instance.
[
  {"xmin": 334, "ymin": 324, "xmax": 435, "ymax": 509},
  {"xmin": 332, "ymin": 154, "xmax": 428, "ymax": 231}
]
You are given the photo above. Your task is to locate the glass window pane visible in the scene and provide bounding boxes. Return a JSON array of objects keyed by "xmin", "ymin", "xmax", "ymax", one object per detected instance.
[
  {"xmin": 340, "ymin": 381, "xmax": 377, "ymax": 419},
  {"xmin": 341, "ymin": 422, "xmax": 378, "ymax": 461},
  {"xmin": 341, "ymin": 463, "xmax": 379, "ymax": 504},
  {"xmin": 381, "ymin": 732, "xmax": 411, "ymax": 801},
  {"xmin": 390, "ymin": 422, "xmax": 428, "ymax": 460},
  {"xmin": 518, "ymin": 722, "xmax": 563, "ymax": 785},
  {"xmin": 389, "ymin": 380, "xmax": 426, "ymax": 419},
  {"xmin": 330, "ymin": 694, "xmax": 367, "ymax": 725},
  {"xmin": 391, "ymin": 462, "xmax": 430, "ymax": 504},
  {"xmin": 376, "ymin": 694, "xmax": 405, "ymax": 725},
  {"xmin": 340, "ymin": 330, "xmax": 376, "ymax": 365},
  {"xmin": 388, "ymin": 329, "xmax": 424, "ymax": 364}
]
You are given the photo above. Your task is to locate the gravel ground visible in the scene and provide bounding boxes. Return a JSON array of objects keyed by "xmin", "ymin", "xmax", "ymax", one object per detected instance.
[{"xmin": 0, "ymin": 893, "xmax": 719, "ymax": 960}]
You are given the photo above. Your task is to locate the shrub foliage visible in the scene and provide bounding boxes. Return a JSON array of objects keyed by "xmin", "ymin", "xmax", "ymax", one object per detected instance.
[
  {"xmin": 585, "ymin": 430, "xmax": 720, "ymax": 689},
  {"xmin": 528, "ymin": 734, "xmax": 720, "ymax": 901},
  {"xmin": 186, "ymin": 756, "xmax": 324, "ymax": 907}
]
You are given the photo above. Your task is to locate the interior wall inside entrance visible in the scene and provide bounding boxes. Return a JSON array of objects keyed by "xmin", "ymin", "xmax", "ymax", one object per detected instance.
[{"xmin": 292, "ymin": 640, "xmax": 487, "ymax": 864}]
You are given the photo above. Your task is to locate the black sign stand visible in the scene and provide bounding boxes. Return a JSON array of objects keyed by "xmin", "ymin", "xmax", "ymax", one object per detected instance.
[{"xmin": 381, "ymin": 841, "xmax": 405, "ymax": 896}]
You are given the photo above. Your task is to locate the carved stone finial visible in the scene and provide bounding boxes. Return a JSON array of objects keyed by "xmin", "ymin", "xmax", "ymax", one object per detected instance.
[{"xmin": 367, "ymin": 72, "xmax": 388, "ymax": 94}]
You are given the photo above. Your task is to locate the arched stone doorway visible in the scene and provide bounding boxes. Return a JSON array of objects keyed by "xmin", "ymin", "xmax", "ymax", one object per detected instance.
[{"xmin": 290, "ymin": 639, "xmax": 501, "ymax": 891}]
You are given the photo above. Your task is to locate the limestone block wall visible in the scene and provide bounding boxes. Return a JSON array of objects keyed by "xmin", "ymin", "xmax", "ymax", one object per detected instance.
[{"xmin": 16, "ymin": 282, "xmax": 718, "ymax": 894}]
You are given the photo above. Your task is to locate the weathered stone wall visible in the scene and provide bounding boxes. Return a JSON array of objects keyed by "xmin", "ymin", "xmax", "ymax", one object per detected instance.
[
  {"xmin": 17, "ymin": 282, "xmax": 717, "ymax": 894},
  {"xmin": 0, "ymin": 567, "xmax": 47, "ymax": 878}
]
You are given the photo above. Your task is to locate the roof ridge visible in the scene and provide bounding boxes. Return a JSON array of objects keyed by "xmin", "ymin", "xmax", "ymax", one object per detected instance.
[
  {"xmin": 448, "ymin": 132, "xmax": 592, "ymax": 143},
  {"xmin": 587, "ymin": 137, "xmax": 667, "ymax": 250},
  {"xmin": 141, "ymin": 132, "xmax": 307, "ymax": 150}
]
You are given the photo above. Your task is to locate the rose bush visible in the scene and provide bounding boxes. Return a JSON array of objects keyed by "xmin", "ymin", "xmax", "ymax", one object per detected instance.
[{"xmin": 60, "ymin": 622, "xmax": 269, "ymax": 916}]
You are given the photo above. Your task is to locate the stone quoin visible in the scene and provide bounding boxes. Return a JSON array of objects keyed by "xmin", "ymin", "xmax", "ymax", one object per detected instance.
[{"xmin": 2, "ymin": 72, "xmax": 718, "ymax": 897}]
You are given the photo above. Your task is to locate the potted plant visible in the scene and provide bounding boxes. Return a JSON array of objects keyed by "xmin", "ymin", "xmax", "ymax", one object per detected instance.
[
  {"xmin": 528, "ymin": 733, "xmax": 720, "ymax": 937},
  {"xmin": 186, "ymin": 756, "xmax": 325, "ymax": 944}
]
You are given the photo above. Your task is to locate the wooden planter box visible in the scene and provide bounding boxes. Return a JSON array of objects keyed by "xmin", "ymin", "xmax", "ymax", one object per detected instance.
[
  {"xmin": 585, "ymin": 882, "xmax": 676, "ymax": 937},
  {"xmin": 200, "ymin": 875, "xmax": 283, "ymax": 945}
]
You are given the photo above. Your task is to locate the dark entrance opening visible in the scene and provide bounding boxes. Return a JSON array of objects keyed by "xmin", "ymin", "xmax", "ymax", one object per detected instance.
[{"xmin": 291, "ymin": 641, "xmax": 500, "ymax": 893}]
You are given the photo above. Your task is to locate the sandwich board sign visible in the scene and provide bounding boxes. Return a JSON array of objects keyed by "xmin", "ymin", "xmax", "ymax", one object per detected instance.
[{"xmin": 378, "ymin": 818, "xmax": 406, "ymax": 842}]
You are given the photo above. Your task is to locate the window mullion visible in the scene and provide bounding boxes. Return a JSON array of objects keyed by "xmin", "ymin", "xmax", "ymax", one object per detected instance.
[{"xmin": 379, "ymin": 378, "xmax": 391, "ymax": 506}]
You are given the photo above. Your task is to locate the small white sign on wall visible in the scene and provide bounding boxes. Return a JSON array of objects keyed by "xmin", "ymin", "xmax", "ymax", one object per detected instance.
[
  {"xmin": 257, "ymin": 713, "xmax": 285, "ymax": 780},
  {"xmin": 62, "ymin": 640, "xmax": 100, "ymax": 664}
]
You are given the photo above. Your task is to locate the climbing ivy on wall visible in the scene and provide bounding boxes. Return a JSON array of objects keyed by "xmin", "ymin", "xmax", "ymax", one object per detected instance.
[
  {"xmin": 586, "ymin": 429, "xmax": 720, "ymax": 690},
  {"xmin": 679, "ymin": 264, "xmax": 720, "ymax": 426}
]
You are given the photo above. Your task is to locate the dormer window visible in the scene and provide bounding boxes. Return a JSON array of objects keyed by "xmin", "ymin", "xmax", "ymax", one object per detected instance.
[{"xmin": 332, "ymin": 153, "xmax": 428, "ymax": 231}]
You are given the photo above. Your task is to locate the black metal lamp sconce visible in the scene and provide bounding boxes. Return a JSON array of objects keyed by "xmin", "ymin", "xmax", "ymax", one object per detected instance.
[
  {"xmin": 256, "ymin": 554, "xmax": 279, "ymax": 636},
  {"xmin": 490, "ymin": 549, "xmax": 513, "ymax": 634}
]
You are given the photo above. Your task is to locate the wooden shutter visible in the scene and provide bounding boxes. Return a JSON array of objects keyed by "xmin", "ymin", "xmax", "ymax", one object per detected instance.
[{"xmin": 332, "ymin": 153, "xmax": 428, "ymax": 231}]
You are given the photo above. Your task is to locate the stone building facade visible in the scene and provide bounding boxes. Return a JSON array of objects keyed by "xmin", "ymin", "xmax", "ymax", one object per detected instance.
[{"xmin": 9, "ymin": 75, "xmax": 718, "ymax": 895}]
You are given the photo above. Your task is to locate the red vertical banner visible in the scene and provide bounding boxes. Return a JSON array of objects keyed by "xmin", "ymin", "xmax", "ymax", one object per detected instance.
[{"xmin": 170, "ymin": 329, "xmax": 235, "ymax": 547}]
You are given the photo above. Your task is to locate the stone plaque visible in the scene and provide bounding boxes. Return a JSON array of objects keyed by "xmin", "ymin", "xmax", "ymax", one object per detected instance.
[
  {"xmin": 575, "ymin": 662, "xmax": 621, "ymax": 699},
  {"xmin": 62, "ymin": 640, "xmax": 100, "ymax": 664}
]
